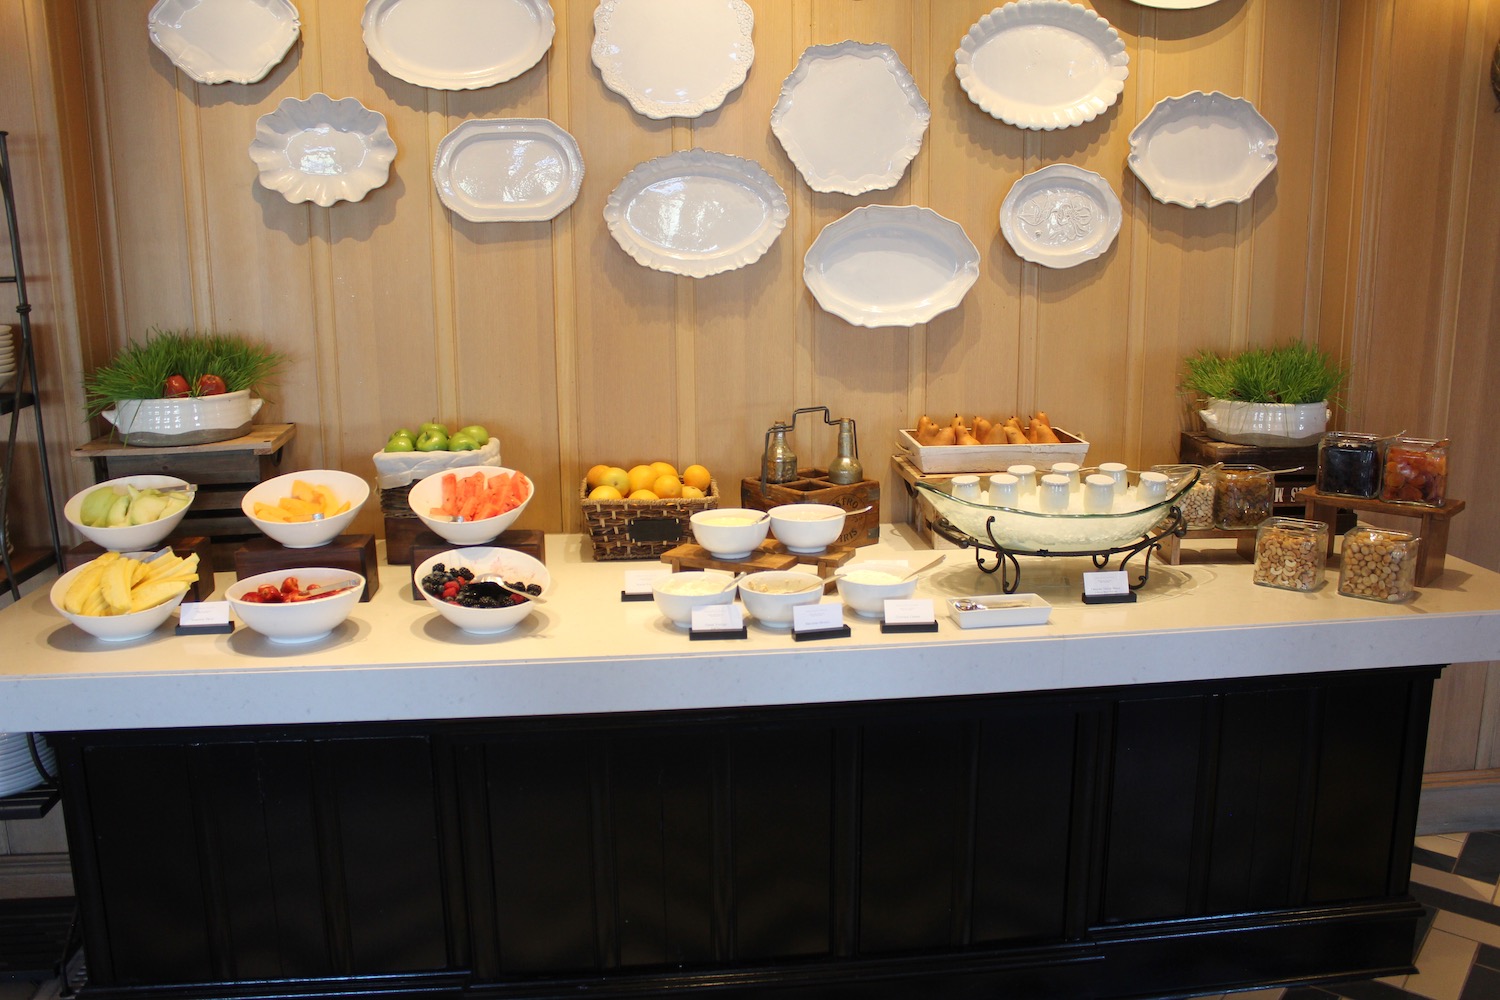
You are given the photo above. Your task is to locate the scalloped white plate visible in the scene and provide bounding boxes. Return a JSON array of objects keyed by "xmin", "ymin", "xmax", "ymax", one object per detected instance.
[
  {"xmin": 1000, "ymin": 163, "xmax": 1122, "ymax": 268},
  {"xmin": 1128, "ymin": 0, "xmax": 1221, "ymax": 7},
  {"xmin": 955, "ymin": 0, "xmax": 1128, "ymax": 130},
  {"xmin": 591, "ymin": 0, "xmax": 754, "ymax": 119},
  {"xmin": 362, "ymin": 0, "xmax": 555, "ymax": 90},
  {"xmin": 433, "ymin": 119, "xmax": 584, "ymax": 222},
  {"xmin": 248, "ymin": 94, "xmax": 397, "ymax": 207},
  {"xmin": 1128, "ymin": 91, "xmax": 1278, "ymax": 207},
  {"xmin": 770, "ymin": 41, "xmax": 930, "ymax": 196},
  {"xmin": 604, "ymin": 150, "xmax": 787, "ymax": 278},
  {"xmin": 803, "ymin": 206, "xmax": 980, "ymax": 328},
  {"xmin": 148, "ymin": 0, "xmax": 300, "ymax": 85}
]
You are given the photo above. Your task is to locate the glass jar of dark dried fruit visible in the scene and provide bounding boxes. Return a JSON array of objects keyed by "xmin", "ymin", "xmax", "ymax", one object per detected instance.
[{"xmin": 1317, "ymin": 431, "xmax": 1383, "ymax": 498}]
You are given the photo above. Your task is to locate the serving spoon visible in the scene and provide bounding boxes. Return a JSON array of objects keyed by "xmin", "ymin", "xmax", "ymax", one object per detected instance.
[{"xmin": 473, "ymin": 572, "xmax": 549, "ymax": 604}]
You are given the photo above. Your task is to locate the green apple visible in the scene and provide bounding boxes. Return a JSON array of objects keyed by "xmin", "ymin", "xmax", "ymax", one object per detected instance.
[
  {"xmin": 385, "ymin": 433, "xmax": 416, "ymax": 452},
  {"xmin": 456, "ymin": 425, "xmax": 489, "ymax": 445},
  {"xmin": 419, "ymin": 422, "xmax": 450, "ymax": 437},
  {"xmin": 389, "ymin": 427, "xmax": 415, "ymax": 441},
  {"xmin": 447, "ymin": 432, "xmax": 481, "ymax": 452},
  {"xmin": 416, "ymin": 428, "xmax": 450, "ymax": 452}
]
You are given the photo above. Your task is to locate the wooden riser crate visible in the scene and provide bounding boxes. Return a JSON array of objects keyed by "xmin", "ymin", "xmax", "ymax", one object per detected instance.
[{"xmin": 739, "ymin": 469, "xmax": 879, "ymax": 547}]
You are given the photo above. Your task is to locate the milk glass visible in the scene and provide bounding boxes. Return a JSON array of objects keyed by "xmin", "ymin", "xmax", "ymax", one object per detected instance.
[{"xmin": 1039, "ymin": 473, "xmax": 1070, "ymax": 512}]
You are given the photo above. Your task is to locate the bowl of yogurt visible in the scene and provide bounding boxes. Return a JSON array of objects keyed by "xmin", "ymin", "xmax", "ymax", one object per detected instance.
[
  {"xmin": 739, "ymin": 570, "xmax": 824, "ymax": 628},
  {"xmin": 690, "ymin": 508, "xmax": 770, "ymax": 560},
  {"xmin": 652, "ymin": 571, "xmax": 739, "ymax": 628},
  {"xmin": 835, "ymin": 565, "xmax": 918, "ymax": 618}
]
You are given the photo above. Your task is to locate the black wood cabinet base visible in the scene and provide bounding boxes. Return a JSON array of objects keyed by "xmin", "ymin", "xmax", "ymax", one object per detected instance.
[{"xmin": 52, "ymin": 667, "xmax": 1439, "ymax": 1000}]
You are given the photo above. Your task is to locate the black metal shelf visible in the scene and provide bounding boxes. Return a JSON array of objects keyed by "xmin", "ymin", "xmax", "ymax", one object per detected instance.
[
  {"xmin": 0, "ymin": 781, "xmax": 59, "ymax": 821},
  {"xmin": 0, "ymin": 391, "xmax": 35, "ymax": 416}
]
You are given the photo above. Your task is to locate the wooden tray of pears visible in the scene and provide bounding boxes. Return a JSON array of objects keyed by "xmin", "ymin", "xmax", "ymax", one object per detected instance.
[{"xmin": 897, "ymin": 412, "xmax": 1089, "ymax": 474}]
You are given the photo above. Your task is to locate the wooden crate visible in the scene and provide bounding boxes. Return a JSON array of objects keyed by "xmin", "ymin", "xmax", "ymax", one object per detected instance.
[
  {"xmin": 738, "ymin": 470, "xmax": 879, "ymax": 547},
  {"xmin": 891, "ymin": 455, "xmax": 954, "ymax": 548}
]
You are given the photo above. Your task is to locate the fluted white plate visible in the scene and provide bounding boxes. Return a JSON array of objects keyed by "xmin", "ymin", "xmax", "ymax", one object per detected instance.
[
  {"xmin": 955, "ymin": 0, "xmax": 1129, "ymax": 130},
  {"xmin": 771, "ymin": 41, "xmax": 930, "ymax": 196},
  {"xmin": 591, "ymin": 0, "xmax": 754, "ymax": 119},
  {"xmin": 148, "ymin": 0, "xmax": 300, "ymax": 85},
  {"xmin": 361, "ymin": 0, "xmax": 555, "ymax": 90},
  {"xmin": 248, "ymin": 94, "xmax": 397, "ymax": 207},
  {"xmin": 1128, "ymin": 91, "xmax": 1278, "ymax": 207},
  {"xmin": 803, "ymin": 205, "xmax": 980, "ymax": 328},
  {"xmin": 1000, "ymin": 163, "xmax": 1122, "ymax": 268},
  {"xmin": 604, "ymin": 149, "xmax": 788, "ymax": 278},
  {"xmin": 1128, "ymin": 0, "xmax": 1222, "ymax": 7},
  {"xmin": 433, "ymin": 118, "xmax": 584, "ymax": 222}
]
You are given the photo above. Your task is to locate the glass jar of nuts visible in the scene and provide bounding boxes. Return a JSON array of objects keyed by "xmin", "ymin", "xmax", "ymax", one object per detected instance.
[
  {"xmin": 1338, "ymin": 525, "xmax": 1419, "ymax": 602},
  {"xmin": 1213, "ymin": 464, "xmax": 1275, "ymax": 530},
  {"xmin": 1152, "ymin": 464, "xmax": 1214, "ymax": 529},
  {"xmin": 1253, "ymin": 517, "xmax": 1329, "ymax": 591}
]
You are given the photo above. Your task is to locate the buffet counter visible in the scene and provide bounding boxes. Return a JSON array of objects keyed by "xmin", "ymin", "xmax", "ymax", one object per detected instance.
[{"xmin": 5, "ymin": 528, "xmax": 1500, "ymax": 1000}]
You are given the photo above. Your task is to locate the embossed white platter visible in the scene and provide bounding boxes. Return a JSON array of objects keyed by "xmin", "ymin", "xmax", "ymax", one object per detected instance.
[
  {"xmin": 1000, "ymin": 163, "xmax": 1122, "ymax": 268},
  {"xmin": 803, "ymin": 205, "xmax": 980, "ymax": 328},
  {"xmin": 1128, "ymin": 91, "xmax": 1278, "ymax": 207},
  {"xmin": 433, "ymin": 119, "xmax": 583, "ymax": 222},
  {"xmin": 770, "ymin": 41, "xmax": 930, "ymax": 196},
  {"xmin": 148, "ymin": 0, "xmax": 300, "ymax": 85},
  {"xmin": 361, "ymin": 0, "xmax": 555, "ymax": 90},
  {"xmin": 1128, "ymin": 0, "xmax": 1221, "ymax": 7},
  {"xmin": 604, "ymin": 149, "xmax": 788, "ymax": 278},
  {"xmin": 591, "ymin": 0, "xmax": 755, "ymax": 119},
  {"xmin": 248, "ymin": 94, "xmax": 397, "ymax": 207},
  {"xmin": 955, "ymin": 0, "xmax": 1128, "ymax": 130}
]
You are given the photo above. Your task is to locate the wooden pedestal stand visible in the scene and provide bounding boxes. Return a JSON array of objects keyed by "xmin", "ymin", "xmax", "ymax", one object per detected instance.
[
  {"xmin": 661, "ymin": 540, "xmax": 857, "ymax": 576},
  {"xmin": 1296, "ymin": 487, "xmax": 1464, "ymax": 585}
]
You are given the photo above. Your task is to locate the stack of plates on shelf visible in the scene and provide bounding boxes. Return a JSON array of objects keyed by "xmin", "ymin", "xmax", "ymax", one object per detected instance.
[
  {"xmin": 0, "ymin": 324, "xmax": 15, "ymax": 387},
  {"xmin": 0, "ymin": 733, "xmax": 56, "ymax": 797}
]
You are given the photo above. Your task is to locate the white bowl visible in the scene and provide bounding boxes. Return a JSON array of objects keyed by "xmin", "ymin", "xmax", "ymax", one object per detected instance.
[
  {"xmin": 738, "ymin": 570, "xmax": 824, "ymax": 628},
  {"xmin": 1199, "ymin": 398, "xmax": 1330, "ymax": 448},
  {"xmin": 414, "ymin": 547, "xmax": 550, "ymax": 635},
  {"xmin": 226, "ymin": 568, "xmax": 365, "ymax": 644},
  {"xmin": 101, "ymin": 390, "xmax": 264, "ymax": 446},
  {"xmin": 63, "ymin": 475, "xmax": 194, "ymax": 551},
  {"xmin": 241, "ymin": 470, "xmax": 370, "ymax": 548},
  {"xmin": 689, "ymin": 508, "xmax": 770, "ymax": 560},
  {"xmin": 407, "ymin": 467, "xmax": 534, "ymax": 545},
  {"xmin": 836, "ymin": 565, "xmax": 918, "ymax": 618},
  {"xmin": 50, "ymin": 561, "xmax": 187, "ymax": 641},
  {"xmin": 768, "ymin": 503, "xmax": 846, "ymax": 554},
  {"xmin": 652, "ymin": 571, "xmax": 738, "ymax": 629}
]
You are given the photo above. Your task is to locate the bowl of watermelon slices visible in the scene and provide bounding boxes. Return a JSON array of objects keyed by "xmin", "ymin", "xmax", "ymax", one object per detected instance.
[{"xmin": 408, "ymin": 466, "xmax": 534, "ymax": 544}]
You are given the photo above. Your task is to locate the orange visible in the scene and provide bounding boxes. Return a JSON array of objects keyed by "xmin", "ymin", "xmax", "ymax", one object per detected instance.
[
  {"xmin": 628, "ymin": 489, "xmax": 659, "ymax": 501},
  {"xmin": 626, "ymin": 465, "xmax": 657, "ymax": 494},
  {"xmin": 652, "ymin": 474, "xmax": 683, "ymax": 499},
  {"xmin": 682, "ymin": 464, "xmax": 711, "ymax": 492},
  {"xmin": 586, "ymin": 464, "xmax": 613, "ymax": 489},
  {"xmin": 650, "ymin": 461, "xmax": 678, "ymax": 480},
  {"xmin": 680, "ymin": 485, "xmax": 705, "ymax": 500},
  {"xmin": 588, "ymin": 484, "xmax": 623, "ymax": 500}
]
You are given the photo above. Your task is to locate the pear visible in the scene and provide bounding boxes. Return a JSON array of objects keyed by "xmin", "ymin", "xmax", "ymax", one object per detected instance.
[
  {"xmin": 79, "ymin": 487, "xmax": 120, "ymax": 527},
  {"xmin": 105, "ymin": 494, "xmax": 131, "ymax": 527},
  {"xmin": 161, "ymin": 495, "xmax": 190, "ymax": 517}
]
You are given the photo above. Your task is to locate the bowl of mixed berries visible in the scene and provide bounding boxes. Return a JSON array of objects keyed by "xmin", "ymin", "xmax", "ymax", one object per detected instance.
[{"xmin": 414, "ymin": 546, "xmax": 550, "ymax": 635}]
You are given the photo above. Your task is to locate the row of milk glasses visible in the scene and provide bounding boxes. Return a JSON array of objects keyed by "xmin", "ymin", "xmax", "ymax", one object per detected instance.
[{"xmin": 950, "ymin": 463, "xmax": 1171, "ymax": 513}]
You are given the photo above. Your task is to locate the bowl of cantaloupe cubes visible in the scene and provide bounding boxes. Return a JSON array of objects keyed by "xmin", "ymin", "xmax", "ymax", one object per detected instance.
[
  {"xmin": 241, "ymin": 470, "xmax": 371, "ymax": 548},
  {"xmin": 407, "ymin": 467, "xmax": 533, "ymax": 544}
]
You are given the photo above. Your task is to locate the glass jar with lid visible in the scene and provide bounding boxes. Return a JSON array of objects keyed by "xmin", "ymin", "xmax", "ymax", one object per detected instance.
[
  {"xmin": 1380, "ymin": 436, "xmax": 1448, "ymax": 506},
  {"xmin": 1152, "ymin": 464, "xmax": 1213, "ymax": 529},
  {"xmin": 1253, "ymin": 517, "xmax": 1328, "ymax": 591},
  {"xmin": 1317, "ymin": 432, "xmax": 1383, "ymax": 498},
  {"xmin": 1213, "ymin": 464, "xmax": 1274, "ymax": 529},
  {"xmin": 1338, "ymin": 525, "xmax": 1419, "ymax": 602}
]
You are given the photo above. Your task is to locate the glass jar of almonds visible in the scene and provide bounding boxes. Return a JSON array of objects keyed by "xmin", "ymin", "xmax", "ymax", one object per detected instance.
[
  {"xmin": 1338, "ymin": 525, "xmax": 1419, "ymax": 602},
  {"xmin": 1253, "ymin": 517, "xmax": 1328, "ymax": 591},
  {"xmin": 1152, "ymin": 464, "xmax": 1214, "ymax": 529}
]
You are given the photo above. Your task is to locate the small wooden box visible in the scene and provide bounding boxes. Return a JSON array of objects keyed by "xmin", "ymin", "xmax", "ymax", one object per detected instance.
[
  {"xmin": 232, "ymin": 534, "xmax": 379, "ymax": 601},
  {"xmin": 409, "ymin": 529, "xmax": 546, "ymax": 600},
  {"xmin": 896, "ymin": 427, "xmax": 1088, "ymax": 474},
  {"xmin": 739, "ymin": 470, "xmax": 879, "ymax": 547},
  {"xmin": 63, "ymin": 536, "xmax": 215, "ymax": 603}
]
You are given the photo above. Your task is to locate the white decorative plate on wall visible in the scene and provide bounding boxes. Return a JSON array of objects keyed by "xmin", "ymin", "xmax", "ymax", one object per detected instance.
[
  {"xmin": 1128, "ymin": 0, "xmax": 1222, "ymax": 7},
  {"xmin": 591, "ymin": 0, "xmax": 755, "ymax": 119},
  {"xmin": 1000, "ymin": 164, "xmax": 1122, "ymax": 268},
  {"xmin": 803, "ymin": 205, "xmax": 980, "ymax": 328},
  {"xmin": 248, "ymin": 94, "xmax": 397, "ymax": 207},
  {"xmin": 1128, "ymin": 91, "xmax": 1278, "ymax": 207},
  {"xmin": 361, "ymin": 0, "xmax": 555, "ymax": 90},
  {"xmin": 433, "ymin": 119, "xmax": 583, "ymax": 222},
  {"xmin": 955, "ymin": 0, "xmax": 1128, "ymax": 130},
  {"xmin": 770, "ymin": 41, "xmax": 930, "ymax": 196},
  {"xmin": 604, "ymin": 149, "xmax": 788, "ymax": 278},
  {"xmin": 148, "ymin": 0, "xmax": 300, "ymax": 85}
]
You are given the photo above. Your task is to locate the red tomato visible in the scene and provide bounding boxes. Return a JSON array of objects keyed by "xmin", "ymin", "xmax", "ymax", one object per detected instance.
[
  {"xmin": 163, "ymin": 374, "xmax": 190, "ymax": 398},
  {"xmin": 196, "ymin": 374, "xmax": 228, "ymax": 396}
]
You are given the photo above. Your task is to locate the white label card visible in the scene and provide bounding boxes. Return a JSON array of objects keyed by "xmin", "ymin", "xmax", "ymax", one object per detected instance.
[
  {"xmin": 624, "ymin": 569, "xmax": 671, "ymax": 596},
  {"xmin": 883, "ymin": 599, "xmax": 936, "ymax": 625},
  {"xmin": 793, "ymin": 604, "xmax": 844, "ymax": 633},
  {"xmin": 691, "ymin": 604, "xmax": 744, "ymax": 632},
  {"xmin": 1082, "ymin": 570, "xmax": 1131, "ymax": 597},
  {"xmin": 179, "ymin": 601, "xmax": 231, "ymax": 627}
]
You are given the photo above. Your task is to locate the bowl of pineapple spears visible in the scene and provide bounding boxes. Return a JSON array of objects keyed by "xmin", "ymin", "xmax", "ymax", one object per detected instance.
[{"xmin": 50, "ymin": 549, "xmax": 201, "ymax": 641}]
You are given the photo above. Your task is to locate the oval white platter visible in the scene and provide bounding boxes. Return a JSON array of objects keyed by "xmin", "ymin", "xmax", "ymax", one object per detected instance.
[
  {"xmin": 1128, "ymin": 0, "xmax": 1222, "ymax": 7},
  {"xmin": 1128, "ymin": 91, "xmax": 1278, "ymax": 208},
  {"xmin": 803, "ymin": 205, "xmax": 980, "ymax": 328},
  {"xmin": 248, "ymin": 94, "xmax": 397, "ymax": 207},
  {"xmin": 770, "ymin": 41, "xmax": 930, "ymax": 196},
  {"xmin": 433, "ymin": 119, "xmax": 584, "ymax": 223},
  {"xmin": 591, "ymin": 0, "xmax": 755, "ymax": 120},
  {"xmin": 955, "ymin": 0, "xmax": 1129, "ymax": 130},
  {"xmin": 362, "ymin": 0, "xmax": 555, "ymax": 90},
  {"xmin": 604, "ymin": 149, "xmax": 788, "ymax": 278},
  {"xmin": 148, "ymin": 0, "xmax": 300, "ymax": 85},
  {"xmin": 1000, "ymin": 163, "xmax": 1122, "ymax": 268}
]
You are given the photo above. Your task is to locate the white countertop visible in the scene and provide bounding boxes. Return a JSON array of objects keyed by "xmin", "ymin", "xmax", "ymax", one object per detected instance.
[{"xmin": 3, "ymin": 526, "xmax": 1500, "ymax": 733}]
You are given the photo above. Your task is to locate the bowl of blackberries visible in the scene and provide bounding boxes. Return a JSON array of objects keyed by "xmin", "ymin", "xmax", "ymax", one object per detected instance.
[{"xmin": 414, "ymin": 546, "xmax": 551, "ymax": 635}]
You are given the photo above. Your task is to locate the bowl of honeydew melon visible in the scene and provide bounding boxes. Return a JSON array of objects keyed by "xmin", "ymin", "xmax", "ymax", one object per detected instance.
[{"xmin": 64, "ymin": 475, "xmax": 195, "ymax": 551}]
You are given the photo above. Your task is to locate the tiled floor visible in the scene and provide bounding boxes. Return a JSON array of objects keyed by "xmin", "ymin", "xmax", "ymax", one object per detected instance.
[{"xmin": 3, "ymin": 833, "xmax": 1499, "ymax": 1000}]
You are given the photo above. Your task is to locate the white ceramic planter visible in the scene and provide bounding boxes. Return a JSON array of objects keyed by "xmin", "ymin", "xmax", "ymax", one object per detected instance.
[
  {"xmin": 102, "ymin": 390, "xmax": 263, "ymax": 446},
  {"xmin": 1198, "ymin": 398, "xmax": 1329, "ymax": 447}
]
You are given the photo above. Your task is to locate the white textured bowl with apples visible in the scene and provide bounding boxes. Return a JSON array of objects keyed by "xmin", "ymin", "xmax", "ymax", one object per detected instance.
[
  {"xmin": 63, "ymin": 475, "xmax": 194, "ymax": 551},
  {"xmin": 226, "ymin": 568, "xmax": 365, "ymax": 643},
  {"xmin": 407, "ymin": 467, "xmax": 533, "ymax": 545},
  {"xmin": 241, "ymin": 470, "xmax": 370, "ymax": 548}
]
